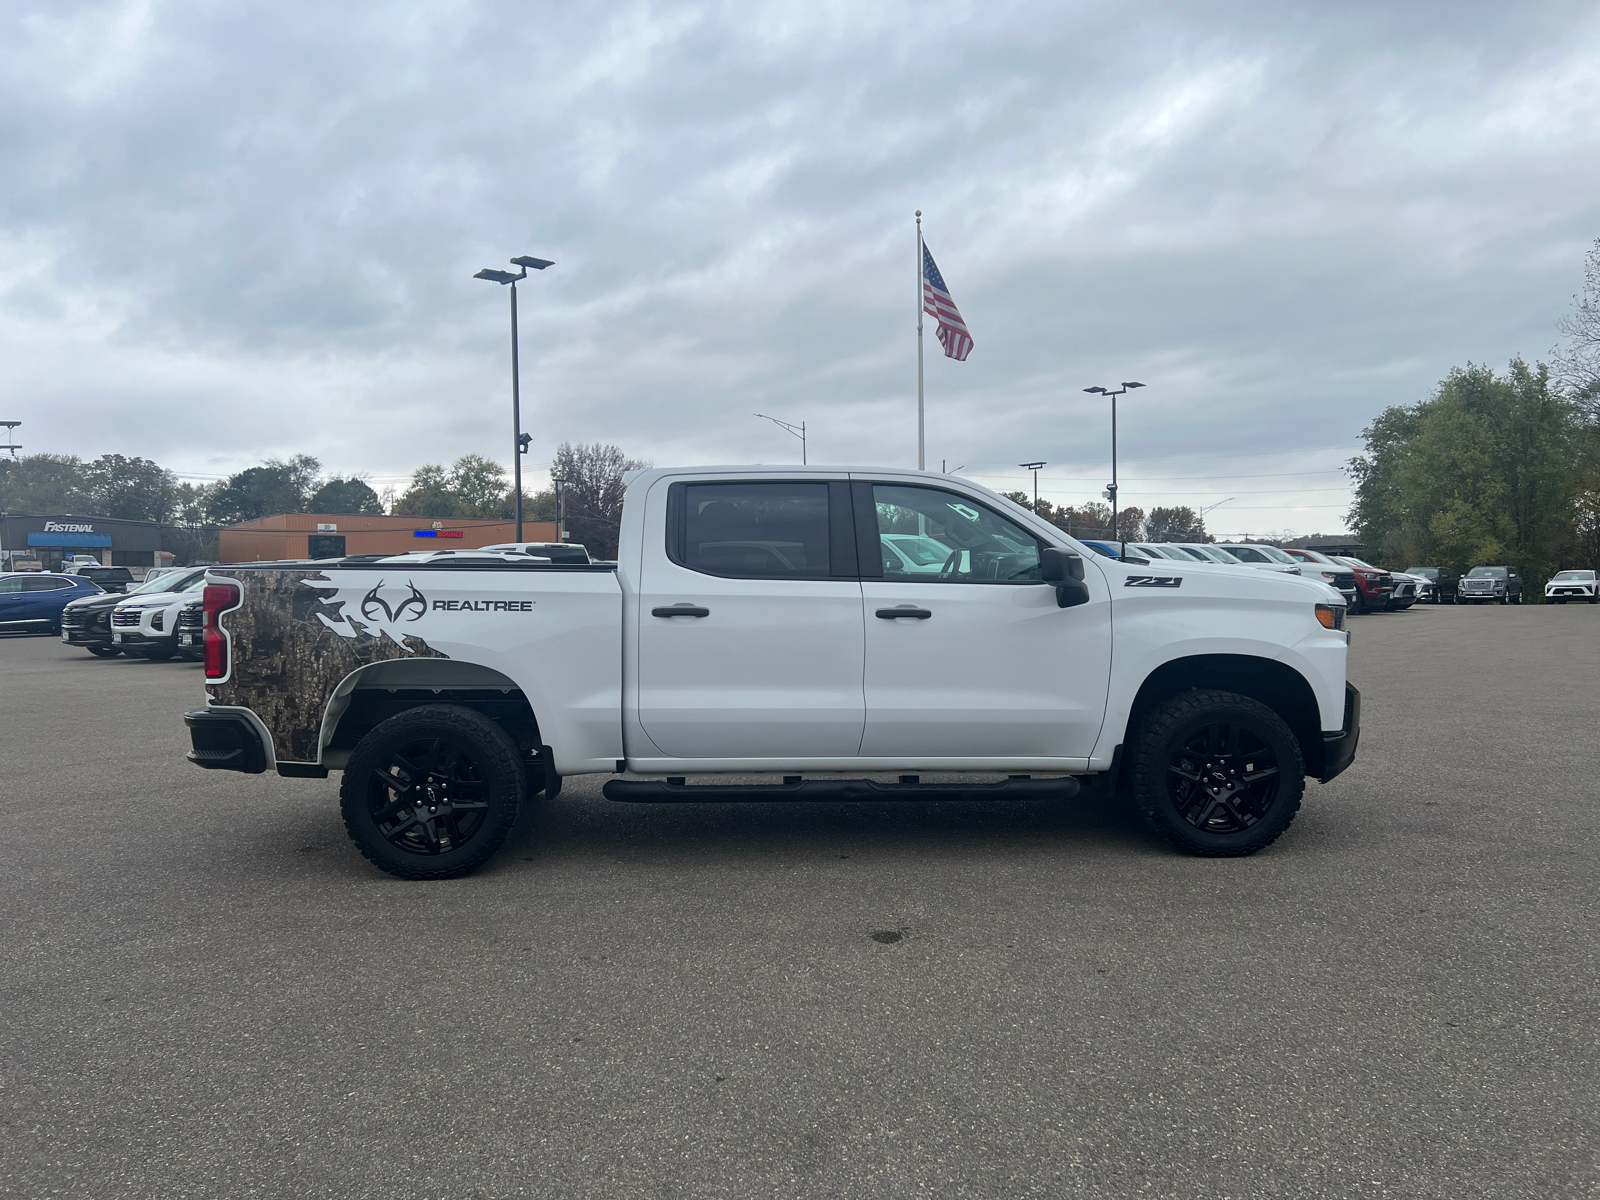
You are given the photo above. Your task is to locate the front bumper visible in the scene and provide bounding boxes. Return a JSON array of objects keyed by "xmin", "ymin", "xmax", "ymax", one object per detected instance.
[
  {"xmin": 1319, "ymin": 683, "xmax": 1361, "ymax": 783},
  {"xmin": 184, "ymin": 708, "xmax": 269, "ymax": 773},
  {"xmin": 61, "ymin": 626, "xmax": 114, "ymax": 648}
]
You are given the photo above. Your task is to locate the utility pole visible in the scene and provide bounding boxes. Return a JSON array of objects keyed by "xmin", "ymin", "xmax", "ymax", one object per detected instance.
[
  {"xmin": 552, "ymin": 476, "xmax": 569, "ymax": 543},
  {"xmin": 1019, "ymin": 461, "xmax": 1046, "ymax": 513}
]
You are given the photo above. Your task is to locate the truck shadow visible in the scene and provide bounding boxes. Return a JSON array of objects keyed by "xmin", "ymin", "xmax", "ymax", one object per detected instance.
[{"xmin": 498, "ymin": 779, "xmax": 1152, "ymax": 865}]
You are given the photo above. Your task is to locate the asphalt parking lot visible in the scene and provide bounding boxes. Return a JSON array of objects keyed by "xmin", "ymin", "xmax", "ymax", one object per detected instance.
[{"xmin": 3, "ymin": 606, "xmax": 1597, "ymax": 1199}]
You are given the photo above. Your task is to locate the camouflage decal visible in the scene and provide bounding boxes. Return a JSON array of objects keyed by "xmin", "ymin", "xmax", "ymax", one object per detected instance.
[{"xmin": 208, "ymin": 569, "xmax": 448, "ymax": 762}]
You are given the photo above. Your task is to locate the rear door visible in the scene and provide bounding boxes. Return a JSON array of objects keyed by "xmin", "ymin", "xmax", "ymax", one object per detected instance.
[
  {"xmin": 855, "ymin": 479, "xmax": 1112, "ymax": 760},
  {"xmin": 0, "ymin": 576, "xmax": 26, "ymax": 625},
  {"xmin": 633, "ymin": 476, "xmax": 866, "ymax": 759}
]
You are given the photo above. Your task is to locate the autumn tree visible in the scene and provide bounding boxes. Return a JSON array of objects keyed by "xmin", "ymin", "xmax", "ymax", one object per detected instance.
[{"xmin": 549, "ymin": 442, "xmax": 650, "ymax": 559}]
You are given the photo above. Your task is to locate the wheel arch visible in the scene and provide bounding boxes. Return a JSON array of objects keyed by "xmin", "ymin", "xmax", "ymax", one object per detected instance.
[
  {"xmin": 319, "ymin": 658, "xmax": 543, "ymax": 768},
  {"xmin": 1124, "ymin": 654, "xmax": 1326, "ymax": 779}
]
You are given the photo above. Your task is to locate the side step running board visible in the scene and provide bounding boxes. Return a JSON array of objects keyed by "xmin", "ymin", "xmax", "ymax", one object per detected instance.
[{"xmin": 602, "ymin": 775, "xmax": 1081, "ymax": 804}]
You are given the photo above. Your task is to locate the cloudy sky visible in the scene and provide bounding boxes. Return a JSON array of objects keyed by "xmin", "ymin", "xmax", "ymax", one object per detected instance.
[{"xmin": 4, "ymin": 0, "xmax": 1599, "ymax": 535}]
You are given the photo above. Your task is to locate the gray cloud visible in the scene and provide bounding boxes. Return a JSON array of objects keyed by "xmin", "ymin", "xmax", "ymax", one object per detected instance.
[{"xmin": 3, "ymin": 0, "xmax": 1599, "ymax": 532}]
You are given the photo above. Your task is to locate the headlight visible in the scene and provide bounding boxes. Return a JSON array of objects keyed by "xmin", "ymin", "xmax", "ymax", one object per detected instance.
[{"xmin": 1315, "ymin": 603, "xmax": 1345, "ymax": 630}]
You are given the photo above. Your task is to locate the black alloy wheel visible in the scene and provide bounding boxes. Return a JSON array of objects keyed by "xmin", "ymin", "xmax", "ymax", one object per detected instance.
[
  {"xmin": 1130, "ymin": 689, "xmax": 1305, "ymax": 857},
  {"xmin": 340, "ymin": 705, "xmax": 524, "ymax": 880},
  {"xmin": 86, "ymin": 645, "xmax": 121, "ymax": 657}
]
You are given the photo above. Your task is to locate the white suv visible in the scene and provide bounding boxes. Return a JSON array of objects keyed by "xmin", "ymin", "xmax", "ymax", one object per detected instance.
[{"xmin": 1545, "ymin": 570, "xmax": 1597, "ymax": 604}]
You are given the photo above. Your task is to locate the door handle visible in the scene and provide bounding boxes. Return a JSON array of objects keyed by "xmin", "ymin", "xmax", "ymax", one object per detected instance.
[
  {"xmin": 652, "ymin": 604, "xmax": 710, "ymax": 618},
  {"xmin": 876, "ymin": 607, "xmax": 932, "ymax": 620}
]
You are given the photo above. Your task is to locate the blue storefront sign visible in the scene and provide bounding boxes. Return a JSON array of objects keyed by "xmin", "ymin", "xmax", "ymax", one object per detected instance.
[{"xmin": 28, "ymin": 532, "xmax": 114, "ymax": 548}]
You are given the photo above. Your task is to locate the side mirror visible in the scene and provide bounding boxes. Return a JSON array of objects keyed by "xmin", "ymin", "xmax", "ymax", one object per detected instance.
[{"xmin": 1039, "ymin": 547, "xmax": 1090, "ymax": 608}]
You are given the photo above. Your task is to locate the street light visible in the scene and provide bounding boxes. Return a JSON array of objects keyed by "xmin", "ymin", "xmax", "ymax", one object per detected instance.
[
  {"xmin": 0, "ymin": 421, "xmax": 19, "ymax": 458},
  {"xmin": 474, "ymin": 255, "xmax": 554, "ymax": 541},
  {"xmin": 1082, "ymin": 381, "xmax": 1144, "ymax": 549},
  {"xmin": 1018, "ymin": 461, "xmax": 1046, "ymax": 513},
  {"xmin": 754, "ymin": 413, "xmax": 807, "ymax": 464}
]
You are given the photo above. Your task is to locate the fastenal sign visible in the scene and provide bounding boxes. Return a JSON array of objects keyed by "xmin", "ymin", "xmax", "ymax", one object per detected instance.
[{"xmin": 43, "ymin": 521, "xmax": 96, "ymax": 534}]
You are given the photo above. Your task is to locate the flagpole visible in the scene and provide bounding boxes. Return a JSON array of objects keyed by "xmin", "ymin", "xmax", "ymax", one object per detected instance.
[{"xmin": 916, "ymin": 210, "xmax": 925, "ymax": 471}]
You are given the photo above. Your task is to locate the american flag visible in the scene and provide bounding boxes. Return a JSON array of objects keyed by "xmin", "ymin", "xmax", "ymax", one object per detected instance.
[{"xmin": 922, "ymin": 243, "xmax": 973, "ymax": 361}]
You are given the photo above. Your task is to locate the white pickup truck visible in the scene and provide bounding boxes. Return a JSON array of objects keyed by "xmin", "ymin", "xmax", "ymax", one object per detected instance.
[{"xmin": 184, "ymin": 465, "xmax": 1359, "ymax": 879}]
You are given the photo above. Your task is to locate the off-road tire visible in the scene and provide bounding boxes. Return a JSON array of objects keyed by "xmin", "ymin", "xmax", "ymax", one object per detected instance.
[
  {"xmin": 340, "ymin": 704, "xmax": 524, "ymax": 881},
  {"xmin": 1130, "ymin": 689, "xmax": 1305, "ymax": 858},
  {"xmin": 87, "ymin": 645, "xmax": 121, "ymax": 657}
]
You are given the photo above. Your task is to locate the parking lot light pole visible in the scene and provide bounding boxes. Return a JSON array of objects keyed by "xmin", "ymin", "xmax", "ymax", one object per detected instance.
[
  {"xmin": 474, "ymin": 256, "xmax": 554, "ymax": 541},
  {"xmin": 552, "ymin": 476, "xmax": 569, "ymax": 543},
  {"xmin": 1083, "ymin": 382, "xmax": 1144, "ymax": 549}
]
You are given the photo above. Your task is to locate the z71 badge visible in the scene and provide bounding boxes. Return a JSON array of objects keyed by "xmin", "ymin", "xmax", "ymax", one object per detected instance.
[{"xmin": 1125, "ymin": 575, "xmax": 1183, "ymax": 588}]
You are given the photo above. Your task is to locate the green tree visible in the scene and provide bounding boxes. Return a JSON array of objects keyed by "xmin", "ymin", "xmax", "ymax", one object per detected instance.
[
  {"xmin": 83, "ymin": 454, "xmax": 177, "ymax": 522},
  {"xmin": 1348, "ymin": 359, "xmax": 1581, "ymax": 588},
  {"xmin": 208, "ymin": 455, "xmax": 321, "ymax": 525},
  {"xmin": 0, "ymin": 453, "xmax": 91, "ymax": 513},
  {"xmin": 308, "ymin": 477, "xmax": 384, "ymax": 515},
  {"xmin": 1145, "ymin": 506, "xmax": 1209, "ymax": 543},
  {"xmin": 391, "ymin": 456, "xmax": 511, "ymax": 518}
]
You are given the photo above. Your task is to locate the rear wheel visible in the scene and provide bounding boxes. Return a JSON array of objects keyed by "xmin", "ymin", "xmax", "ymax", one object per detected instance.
[
  {"xmin": 1130, "ymin": 690, "xmax": 1305, "ymax": 857},
  {"xmin": 87, "ymin": 645, "xmax": 121, "ymax": 657},
  {"xmin": 340, "ymin": 705, "xmax": 524, "ymax": 880}
]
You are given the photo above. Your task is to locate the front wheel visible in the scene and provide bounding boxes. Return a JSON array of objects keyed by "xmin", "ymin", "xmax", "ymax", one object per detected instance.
[
  {"xmin": 1129, "ymin": 690, "xmax": 1305, "ymax": 857},
  {"xmin": 340, "ymin": 704, "xmax": 525, "ymax": 880}
]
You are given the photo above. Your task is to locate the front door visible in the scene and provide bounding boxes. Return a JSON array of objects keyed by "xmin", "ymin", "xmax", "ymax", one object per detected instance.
[
  {"xmin": 856, "ymin": 480, "xmax": 1112, "ymax": 760},
  {"xmin": 633, "ymin": 477, "xmax": 866, "ymax": 759}
]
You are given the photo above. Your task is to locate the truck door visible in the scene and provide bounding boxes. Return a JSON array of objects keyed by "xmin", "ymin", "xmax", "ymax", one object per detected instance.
[
  {"xmin": 854, "ymin": 480, "xmax": 1112, "ymax": 760},
  {"xmin": 634, "ymin": 477, "xmax": 866, "ymax": 759}
]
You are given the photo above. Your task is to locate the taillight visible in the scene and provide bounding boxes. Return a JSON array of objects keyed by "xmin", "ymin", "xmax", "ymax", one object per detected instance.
[{"xmin": 203, "ymin": 583, "xmax": 240, "ymax": 679}]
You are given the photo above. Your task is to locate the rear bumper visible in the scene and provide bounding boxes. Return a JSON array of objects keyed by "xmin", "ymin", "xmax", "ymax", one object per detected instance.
[
  {"xmin": 184, "ymin": 708, "xmax": 269, "ymax": 774},
  {"xmin": 1319, "ymin": 683, "xmax": 1361, "ymax": 783}
]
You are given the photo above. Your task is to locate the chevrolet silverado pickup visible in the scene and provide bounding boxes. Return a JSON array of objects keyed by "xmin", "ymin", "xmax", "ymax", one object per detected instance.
[{"xmin": 183, "ymin": 465, "xmax": 1360, "ymax": 879}]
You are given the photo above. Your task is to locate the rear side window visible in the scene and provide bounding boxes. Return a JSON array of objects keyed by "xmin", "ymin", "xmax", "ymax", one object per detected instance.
[
  {"xmin": 24, "ymin": 577, "xmax": 73, "ymax": 591},
  {"xmin": 669, "ymin": 481, "xmax": 845, "ymax": 579}
]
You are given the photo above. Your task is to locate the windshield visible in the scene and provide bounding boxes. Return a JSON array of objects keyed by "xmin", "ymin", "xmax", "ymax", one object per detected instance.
[
  {"xmin": 1551, "ymin": 570, "xmax": 1595, "ymax": 581},
  {"xmin": 1467, "ymin": 567, "xmax": 1506, "ymax": 578},
  {"xmin": 128, "ymin": 567, "xmax": 207, "ymax": 595},
  {"xmin": 1224, "ymin": 546, "xmax": 1268, "ymax": 563},
  {"xmin": 1194, "ymin": 545, "xmax": 1241, "ymax": 563},
  {"xmin": 1294, "ymin": 550, "xmax": 1337, "ymax": 565}
]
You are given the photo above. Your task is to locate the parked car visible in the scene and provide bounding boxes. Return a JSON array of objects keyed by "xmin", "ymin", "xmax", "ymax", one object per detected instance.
[
  {"xmin": 2, "ymin": 552, "xmax": 45, "ymax": 572},
  {"xmin": 1217, "ymin": 544, "xmax": 1303, "ymax": 576},
  {"xmin": 875, "ymin": 533, "xmax": 955, "ymax": 576},
  {"xmin": 1386, "ymin": 572, "xmax": 1419, "ymax": 610},
  {"xmin": 174, "ymin": 596, "xmax": 205, "ymax": 659},
  {"xmin": 1077, "ymin": 539, "xmax": 1124, "ymax": 558},
  {"xmin": 1457, "ymin": 566, "xmax": 1523, "ymax": 604},
  {"xmin": 0, "ymin": 572, "xmax": 103, "ymax": 635},
  {"xmin": 1544, "ymin": 569, "xmax": 1597, "ymax": 604},
  {"xmin": 185, "ymin": 463, "xmax": 1359, "ymax": 877},
  {"xmin": 60, "ymin": 566, "xmax": 209, "ymax": 656},
  {"xmin": 111, "ymin": 572, "xmax": 210, "ymax": 660},
  {"xmin": 480, "ymin": 542, "xmax": 593, "ymax": 565},
  {"xmin": 1403, "ymin": 566, "xmax": 1458, "ymax": 604},
  {"xmin": 64, "ymin": 564, "xmax": 134, "ymax": 593},
  {"xmin": 1326, "ymin": 556, "xmax": 1396, "ymax": 613},
  {"xmin": 1281, "ymin": 549, "xmax": 1360, "ymax": 607}
]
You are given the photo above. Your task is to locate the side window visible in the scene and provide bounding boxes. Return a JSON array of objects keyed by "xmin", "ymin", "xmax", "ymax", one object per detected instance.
[
  {"xmin": 0, "ymin": 577, "xmax": 23, "ymax": 593},
  {"xmin": 871, "ymin": 484, "xmax": 1042, "ymax": 583},
  {"xmin": 1229, "ymin": 547, "xmax": 1267, "ymax": 563},
  {"xmin": 672, "ymin": 481, "xmax": 834, "ymax": 579},
  {"xmin": 26, "ymin": 577, "xmax": 72, "ymax": 591}
]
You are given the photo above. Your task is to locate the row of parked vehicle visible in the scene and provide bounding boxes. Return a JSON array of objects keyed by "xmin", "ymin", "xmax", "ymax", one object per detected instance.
[{"xmin": 1074, "ymin": 541, "xmax": 1598, "ymax": 611}]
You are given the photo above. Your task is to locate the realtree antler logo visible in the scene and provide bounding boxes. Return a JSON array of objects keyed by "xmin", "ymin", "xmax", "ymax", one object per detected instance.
[{"xmin": 360, "ymin": 580, "xmax": 427, "ymax": 623}]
